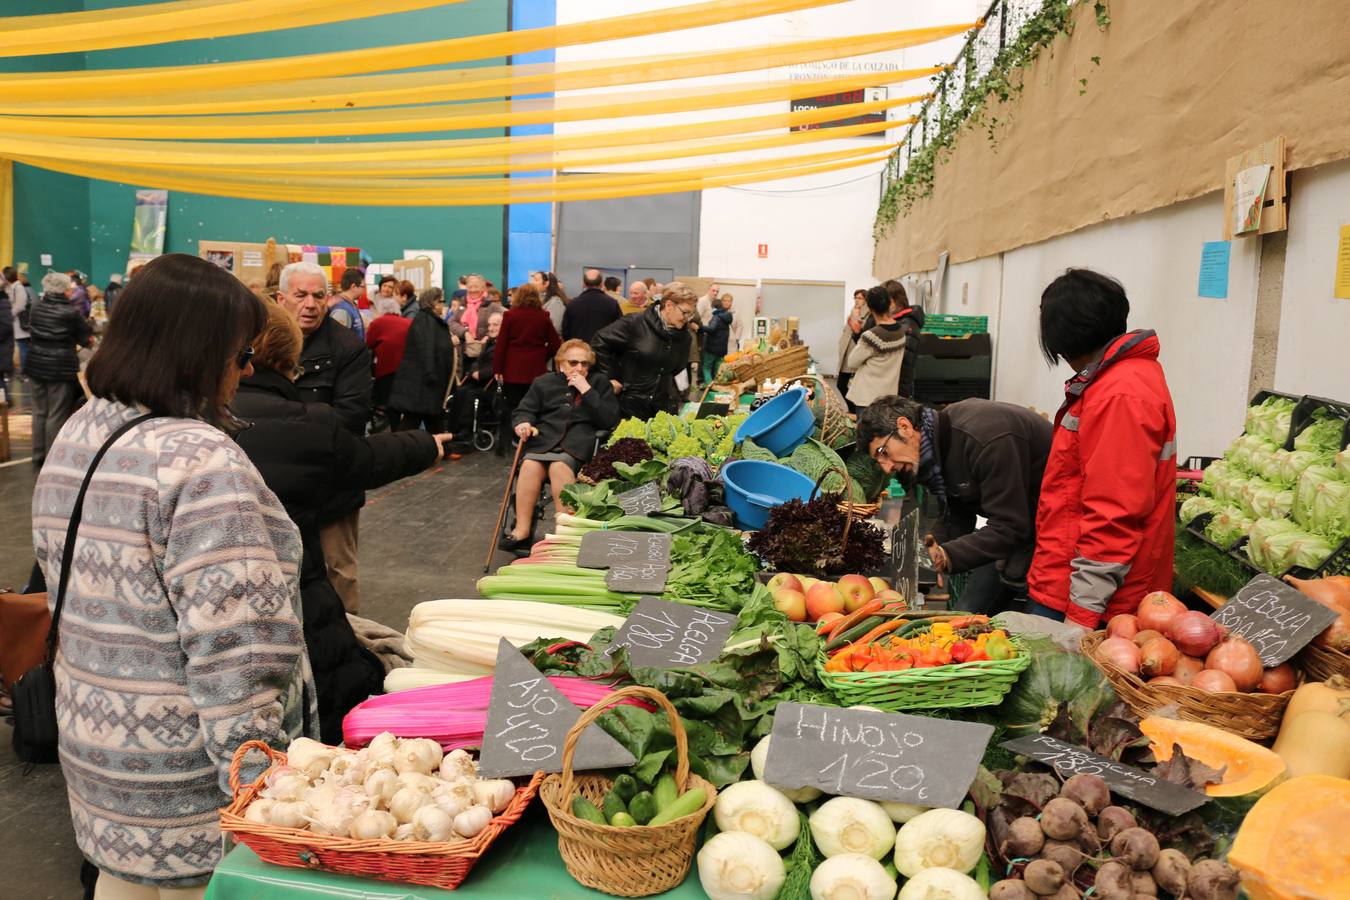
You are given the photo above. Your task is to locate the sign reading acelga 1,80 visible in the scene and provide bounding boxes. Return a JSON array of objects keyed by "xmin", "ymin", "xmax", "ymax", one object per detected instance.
[{"xmin": 762, "ymin": 702, "xmax": 993, "ymax": 808}]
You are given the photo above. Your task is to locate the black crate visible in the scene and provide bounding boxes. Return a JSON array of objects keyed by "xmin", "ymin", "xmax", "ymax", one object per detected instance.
[
  {"xmin": 1286, "ymin": 536, "xmax": 1350, "ymax": 579},
  {"xmin": 1286, "ymin": 394, "xmax": 1350, "ymax": 451}
]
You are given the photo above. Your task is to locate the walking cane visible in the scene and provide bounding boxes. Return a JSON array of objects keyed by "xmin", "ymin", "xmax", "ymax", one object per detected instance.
[{"xmin": 483, "ymin": 432, "xmax": 530, "ymax": 573}]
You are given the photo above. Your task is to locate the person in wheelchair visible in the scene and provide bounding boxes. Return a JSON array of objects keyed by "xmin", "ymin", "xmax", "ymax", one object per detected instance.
[
  {"xmin": 498, "ymin": 339, "xmax": 621, "ymax": 553},
  {"xmin": 447, "ymin": 311, "xmax": 502, "ymax": 452}
]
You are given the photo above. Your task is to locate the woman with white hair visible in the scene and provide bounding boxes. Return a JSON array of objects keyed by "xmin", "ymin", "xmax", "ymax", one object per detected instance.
[{"xmin": 26, "ymin": 270, "xmax": 92, "ymax": 467}]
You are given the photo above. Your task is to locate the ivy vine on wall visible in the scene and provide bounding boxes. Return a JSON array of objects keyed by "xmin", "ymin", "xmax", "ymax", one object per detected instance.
[{"xmin": 873, "ymin": 1, "xmax": 1110, "ymax": 241}]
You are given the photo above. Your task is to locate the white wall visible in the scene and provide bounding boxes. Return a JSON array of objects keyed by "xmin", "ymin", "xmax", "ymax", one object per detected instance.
[
  {"xmin": 1274, "ymin": 158, "xmax": 1350, "ymax": 400},
  {"xmin": 554, "ymin": 0, "xmax": 984, "ymax": 306}
]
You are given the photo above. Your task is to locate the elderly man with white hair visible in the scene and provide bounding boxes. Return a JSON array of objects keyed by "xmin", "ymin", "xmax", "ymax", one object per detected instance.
[
  {"xmin": 26, "ymin": 270, "xmax": 92, "ymax": 467},
  {"xmin": 274, "ymin": 260, "xmax": 374, "ymax": 613}
]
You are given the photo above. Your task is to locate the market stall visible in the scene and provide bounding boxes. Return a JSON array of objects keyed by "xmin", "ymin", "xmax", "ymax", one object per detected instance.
[{"xmin": 208, "ymin": 385, "xmax": 1350, "ymax": 900}]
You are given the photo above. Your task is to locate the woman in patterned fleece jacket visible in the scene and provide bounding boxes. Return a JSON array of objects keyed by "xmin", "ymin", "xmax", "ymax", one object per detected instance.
[{"xmin": 31, "ymin": 254, "xmax": 316, "ymax": 897}]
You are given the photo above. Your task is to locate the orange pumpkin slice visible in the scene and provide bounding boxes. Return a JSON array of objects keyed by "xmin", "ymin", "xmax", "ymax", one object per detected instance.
[
  {"xmin": 1229, "ymin": 774, "xmax": 1350, "ymax": 900},
  {"xmin": 1139, "ymin": 716, "xmax": 1285, "ymax": 797}
]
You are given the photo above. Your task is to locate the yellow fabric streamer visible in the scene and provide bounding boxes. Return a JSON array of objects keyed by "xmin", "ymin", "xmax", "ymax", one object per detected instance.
[
  {"xmin": 0, "ymin": 76, "xmax": 927, "ymax": 140},
  {"xmin": 0, "ymin": 32, "xmax": 959, "ymax": 116},
  {"xmin": 0, "ymin": 0, "xmax": 849, "ymax": 100},
  {"xmin": 1, "ymin": 0, "xmax": 463, "ymax": 57},
  {"xmin": 0, "ymin": 159, "xmax": 12, "ymax": 270},
  {"xmin": 11, "ymin": 143, "xmax": 896, "ymax": 206},
  {"xmin": 0, "ymin": 96, "xmax": 921, "ymax": 166}
]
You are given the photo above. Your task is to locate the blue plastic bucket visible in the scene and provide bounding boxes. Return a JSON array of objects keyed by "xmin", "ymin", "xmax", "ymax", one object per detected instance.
[
  {"xmin": 734, "ymin": 387, "xmax": 814, "ymax": 456},
  {"xmin": 720, "ymin": 459, "xmax": 816, "ymax": 530}
]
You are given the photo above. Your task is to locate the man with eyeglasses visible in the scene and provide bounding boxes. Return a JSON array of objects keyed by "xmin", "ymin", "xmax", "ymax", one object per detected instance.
[
  {"xmin": 276, "ymin": 260, "xmax": 374, "ymax": 613},
  {"xmin": 591, "ymin": 282, "xmax": 697, "ymax": 421},
  {"xmin": 857, "ymin": 395, "xmax": 1053, "ymax": 615}
]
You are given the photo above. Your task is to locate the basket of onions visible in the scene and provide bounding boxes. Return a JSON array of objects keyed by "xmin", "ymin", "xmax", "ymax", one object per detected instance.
[
  {"xmin": 220, "ymin": 733, "xmax": 542, "ymax": 889},
  {"xmin": 1081, "ymin": 591, "xmax": 1304, "ymax": 741}
]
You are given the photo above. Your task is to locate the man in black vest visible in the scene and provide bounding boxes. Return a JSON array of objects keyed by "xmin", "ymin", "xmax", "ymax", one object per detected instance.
[{"xmin": 562, "ymin": 268, "xmax": 622, "ymax": 342}]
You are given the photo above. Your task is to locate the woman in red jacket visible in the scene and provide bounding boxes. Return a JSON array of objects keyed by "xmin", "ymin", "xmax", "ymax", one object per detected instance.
[
  {"xmin": 1027, "ymin": 269, "xmax": 1177, "ymax": 631},
  {"xmin": 494, "ymin": 282, "xmax": 561, "ymax": 423}
]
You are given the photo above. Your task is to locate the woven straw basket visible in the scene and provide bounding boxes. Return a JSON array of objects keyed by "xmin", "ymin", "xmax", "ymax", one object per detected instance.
[
  {"xmin": 540, "ymin": 686, "xmax": 716, "ymax": 897},
  {"xmin": 1297, "ymin": 642, "xmax": 1350, "ymax": 682},
  {"xmin": 220, "ymin": 740, "xmax": 542, "ymax": 889},
  {"xmin": 1081, "ymin": 631, "xmax": 1298, "ymax": 741}
]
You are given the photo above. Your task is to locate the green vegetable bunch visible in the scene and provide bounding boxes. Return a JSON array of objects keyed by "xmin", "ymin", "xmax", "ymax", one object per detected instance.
[
  {"xmin": 647, "ymin": 411, "xmax": 685, "ymax": 452},
  {"xmin": 666, "ymin": 433, "xmax": 704, "ymax": 460},
  {"xmin": 607, "ymin": 417, "xmax": 651, "ymax": 446}
]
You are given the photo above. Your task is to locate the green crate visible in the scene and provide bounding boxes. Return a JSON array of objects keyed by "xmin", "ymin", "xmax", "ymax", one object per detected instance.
[{"xmin": 925, "ymin": 314, "xmax": 989, "ymax": 336}]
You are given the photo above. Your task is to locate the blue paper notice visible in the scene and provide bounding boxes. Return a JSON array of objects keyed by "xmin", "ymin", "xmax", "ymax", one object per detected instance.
[{"xmin": 1198, "ymin": 241, "xmax": 1232, "ymax": 299}]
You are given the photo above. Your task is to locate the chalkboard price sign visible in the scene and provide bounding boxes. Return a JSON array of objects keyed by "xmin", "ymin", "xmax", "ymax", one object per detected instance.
[
  {"xmin": 615, "ymin": 482, "xmax": 662, "ymax": 516},
  {"xmin": 479, "ymin": 639, "xmax": 636, "ymax": 778},
  {"xmin": 610, "ymin": 596, "xmax": 736, "ymax": 669},
  {"xmin": 605, "ymin": 563, "xmax": 670, "ymax": 594},
  {"xmin": 762, "ymin": 702, "xmax": 993, "ymax": 808},
  {"xmin": 576, "ymin": 531, "xmax": 673, "ymax": 570},
  {"xmin": 1210, "ymin": 574, "xmax": 1340, "ymax": 666},
  {"xmin": 1001, "ymin": 735, "xmax": 1207, "ymax": 816}
]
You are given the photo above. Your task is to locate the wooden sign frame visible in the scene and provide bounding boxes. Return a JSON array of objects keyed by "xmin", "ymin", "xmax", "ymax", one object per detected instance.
[{"xmin": 1223, "ymin": 137, "xmax": 1287, "ymax": 240}]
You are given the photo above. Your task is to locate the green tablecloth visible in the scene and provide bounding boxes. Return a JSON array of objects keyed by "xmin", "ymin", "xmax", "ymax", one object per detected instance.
[{"xmin": 205, "ymin": 806, "xmax": 706, "ymax": 899}]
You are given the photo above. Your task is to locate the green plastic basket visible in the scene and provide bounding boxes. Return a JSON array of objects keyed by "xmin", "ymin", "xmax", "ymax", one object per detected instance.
[{"xmin": 818, "ymin": 627, "xmax": 1031, "ymax": 711}]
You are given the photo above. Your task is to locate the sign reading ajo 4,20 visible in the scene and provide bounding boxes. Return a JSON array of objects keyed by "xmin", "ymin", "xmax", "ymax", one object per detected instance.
[
  {"xmin": 762, "ymin": 702, "xmax": 993, "ymax": 808},
  {"xmin": 1210, "ymin": 573, "xmax": 1341, "ymax": 666},
  {"xmin": 608, "ymin": 596, "xmax": 736, "ymax": 669}
]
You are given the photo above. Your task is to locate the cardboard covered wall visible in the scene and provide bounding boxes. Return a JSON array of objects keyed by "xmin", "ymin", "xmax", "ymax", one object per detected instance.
[{"xmin": 873, "ymin": 0, "xmax": 1350, "ymax": 276}]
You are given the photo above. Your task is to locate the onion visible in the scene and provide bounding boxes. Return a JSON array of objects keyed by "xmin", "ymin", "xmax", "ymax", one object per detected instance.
[
  {"xmin": 1169, "ymin": 611, "xmax": 1224, "ymax": 657},
  {"xmin": 1106, "ymin": 614, "xmax": 1140, "ymax": 641},
  {"xmin": 1148, "ymin": 676, "xmax": 1183, "ymax": 686},
  {"xmin": 1191, "ymin": 669, "xmax": 1238, "ymax": 693},
  {"xmin": 1139, "ymin": 637, "xmax": 1181, "ymax": 678},
  {"xmin": 1285, "ymin": 575, "xmax": 1350, "ymax": 651},
  {"xmin": 1256, "ymin": 663, "xmax": 1297, "ymax": 694},
  {"xmin": 1206, "ymin": 636, "xmax": 1264, "ymax": 692},
  {"xmin": 1095, "ymin": 636, "xmax": 1141, "ymax": 674},
  {"xmin": 1173, "ymin": 656, "xmax": 1205, "ymax": 685},
  {"xmin": 1136, "ymin": 592, "xmax": 1187, "ymax": 636},
  {"xmin": 1133, "ymin": 629, "xmax": 1164, "ymax": 648}
]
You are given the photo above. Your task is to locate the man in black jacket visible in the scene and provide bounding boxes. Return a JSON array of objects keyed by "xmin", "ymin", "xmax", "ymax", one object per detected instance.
[
  {"xmin": 562, "ymin": 268, "xmax": 622, "ymax": 342},
  {"xmin": 858, "ymin": 395, "xmax": 1053, "ymax": 614},
  {"xmin": 26, "ymin": 270, "xmax": 92, "ymax": 467},
  {"xmin": 277, "ymin": 261, "xmax": 375, "ymax": 613},
  {"xmin": 591, "ymin": 282, "xmax": 696, "ymax": 420}
]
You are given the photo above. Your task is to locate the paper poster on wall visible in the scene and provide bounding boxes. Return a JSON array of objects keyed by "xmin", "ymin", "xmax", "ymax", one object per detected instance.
[
  {"xmin": 1334, "ymin": 225, "xmax": 1350, "ymax": 300},
  {"xmin": 403, "ymin": 249, "xmax": 443, "ymax": 289},
  {"xmin": 1233, "ymin": 164, "xmax": 1271, "ymax": 235},
  {"xmin": 1197, "ymin": 241, "xmax": 1231, "ymax": 299}
]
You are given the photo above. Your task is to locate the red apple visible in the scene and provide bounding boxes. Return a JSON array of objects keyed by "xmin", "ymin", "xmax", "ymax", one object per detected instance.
[
  {"xmin": 766, "ymin": 572, "xmax": 804, "ymax": 594},
  {"xmin": 867, "ymin": 576, "xmax": 890, "ymax": 594},
  {"xmin": 805, "ymin": 582, "xmax": 845, "ymax": 620},
  {"xmin": 836, "ymin": 574, "xmax": 876, "ymax": 612},
  {"xmin": 771, "ymin": 588, "xmax": 807, "ymax": 622}
]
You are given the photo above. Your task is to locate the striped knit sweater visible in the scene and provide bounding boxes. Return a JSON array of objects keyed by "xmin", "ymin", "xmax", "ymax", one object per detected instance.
[{"xmin": 32, "ymin": 399, "xmax": 316, "ymax": 887}]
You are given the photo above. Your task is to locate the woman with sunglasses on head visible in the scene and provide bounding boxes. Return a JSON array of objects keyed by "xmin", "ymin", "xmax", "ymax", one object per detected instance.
[
  {"xmin": 31, "ymin": 253, "xmax": 312, "ymax": 899},
  {"xmin": 498, "ymin": 339, "xmax": 620, "ymax": 553}
]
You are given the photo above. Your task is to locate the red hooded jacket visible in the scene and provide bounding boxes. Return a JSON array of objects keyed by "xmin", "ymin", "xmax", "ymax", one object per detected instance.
[{"xmin": 1028, "ymin": 331, "xmax": 1177, "ymax": 628}]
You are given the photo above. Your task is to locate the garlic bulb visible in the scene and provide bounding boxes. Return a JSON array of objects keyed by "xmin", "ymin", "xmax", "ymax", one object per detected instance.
[
  {"xmin": 364, "ymin": 768, "xmax": 400, "ymax": 804},
  {"xmin": 412, "ymin": 805, "xmax": 457, "ymax": 842},
  {"xmin": 262, "ymin": 771, "xmax": 310, "ymax": 802},
  {"xmin": 267, "ymin": 800, "xmax": 313, "ymax": 829},
  {"xmin": 393, "ymin": 737, "xmax": 443, "ymax": 775},
  {"xmin": 244, "ymin": 799, "xmax": 276, "ymax": 825},
  {"xmin": 433, "ymin": 781, "xmax": 475, "ymax": 817},
  {"xmin": 472, "ymin": 779, "xmax": 516, "ymax": 814},
  {"xmin": 366, "ymin": 732, "xmax": 399, "ymax": 769},
  {"xmin": 453, "ymin": 805, "xmax": 492, "ymax": 838},
  {"xmin": 327, "ymin": 750, "xmax": 367, "ymax": 784},
  {"xmin": 286, "ymin": 737, "xmax": 337, "ymax": 780},
  {"xmin": 303, "ymin": 781, "xmax": 340, "ymax": 811},
  {"xmin": 393, "ymin": 823, "xmax": 417, "ymax": 841},
  {"xmin": 306, "ymin": 806, "xmax": 355, "ymax": 837},
  {"xmin": 397, "ymin": 772, "xmax": 441, "ymax": 794},
  {"xmin": 350, "ymin": 809, "xmax": 398, "ymax": 840},
  {"xmin": 439, "ymin": 748, "xmax": 478, "ymax": 782},
  {"xmin": 388, "ymin": 786, "xmax": 432, "ymax": 824}
]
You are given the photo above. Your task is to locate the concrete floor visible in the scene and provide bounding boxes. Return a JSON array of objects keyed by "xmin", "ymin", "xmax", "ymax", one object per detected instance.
[{"xmin": 1, "ymin": 377, "xmax": 539, "ymax": 898}]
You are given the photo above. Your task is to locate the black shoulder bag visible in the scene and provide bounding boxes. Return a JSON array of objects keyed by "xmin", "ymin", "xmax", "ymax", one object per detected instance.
[{"xmin": 13, "ymin": 414, "xmax": 155, "ymax": 764}]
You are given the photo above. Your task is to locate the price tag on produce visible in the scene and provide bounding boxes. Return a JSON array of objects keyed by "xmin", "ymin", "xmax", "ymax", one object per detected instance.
[
  {"xmin": 1001, "ymin": 735, "xmax": 1207, "ymax": 815},
  {"xmin": 762, "ymin": 702, "xmax": 993, "ymax": 808},
  {"xmin": 1210, "ymin": 574, "xmax": 1340, "ymax": 666},
  {"xmin": 479, "ymin": 639, "xmax": 636, "ymax": 778},
  {"xmin": 576, "ymin": 531, "xmax": 673, "ymax": 570},
  {"xmin": 615, "ymin": 481, "xmax": 663, "ymax": 516},
  {"xmin": 605, "ymin": 562, "xmax": 670, "ymax": 593},
  {"xmin": 609, "ymin": 597, "xmax": 735, "ymax": 669}
]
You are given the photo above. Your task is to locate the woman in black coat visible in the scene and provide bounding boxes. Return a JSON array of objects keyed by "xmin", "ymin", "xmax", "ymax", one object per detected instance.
[
  {"xmin": 498, "ymin": 339, "xmax": 621, "ymax": 552},
  {"xmin": 590, "ymin": 282, "xmax": 696, "ymax": 421},
  {"xmin": 231, "ymin": 303, "xmax": 453, "ymax": 742},
  {"xmin": 389, "ymin": 286, "xmax": 454, "ymax": 432}
]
